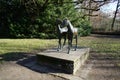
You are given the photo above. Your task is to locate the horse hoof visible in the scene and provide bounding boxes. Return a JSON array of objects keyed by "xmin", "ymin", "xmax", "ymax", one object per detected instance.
[
  {"xmin": 67, "ymin": 50, "xmax": 70, "ymax": 54},
  {"xmin": 57, "ymin": 49, "xmax": 60, "ymax": 51},
  {"xmin": 74, "ymin": 49, "xmax": 77, "ymax": 51},
  {"xmin": 57, "ymin": 49, "xmax": 62, "ymax": 52}
]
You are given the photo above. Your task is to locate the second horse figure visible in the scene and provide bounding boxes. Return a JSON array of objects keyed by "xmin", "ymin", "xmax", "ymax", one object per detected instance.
[{"xmin": 56, "ymin": 18, "xmax": 78, "ymax": 54}]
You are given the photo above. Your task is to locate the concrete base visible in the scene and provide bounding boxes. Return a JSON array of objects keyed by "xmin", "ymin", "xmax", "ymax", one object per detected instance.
[{"xmin": 36, "ymin": 47, "xmax": 90, "ymax": 74}]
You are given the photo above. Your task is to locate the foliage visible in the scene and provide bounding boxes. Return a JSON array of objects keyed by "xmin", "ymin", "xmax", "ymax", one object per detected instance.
[
  {"xmin": 0, "ymin": 0, "xmax": 91, "ymax": 38},
  {"xmin": 78, "ymin": 18, "xmax": 91, "ymax": 36}
]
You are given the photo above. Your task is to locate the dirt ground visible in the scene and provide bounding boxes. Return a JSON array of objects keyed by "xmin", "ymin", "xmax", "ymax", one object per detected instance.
[
  {"xmin": 83, "ymin": 53, "xmax": 120, "ymax": 80},
  {"xmin": 0, "ymin": 54, "xmax": 66, "ymax": 80},
  {"xmin": 0, "ymin": 53, "xmax": 120, "ymax": 80},
  {"xmin": 0, "ymin": 62, "xmax": 66, "ymax": 80}
]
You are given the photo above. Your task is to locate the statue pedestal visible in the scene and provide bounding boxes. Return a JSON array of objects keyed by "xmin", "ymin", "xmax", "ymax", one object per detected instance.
[{"xmin": 36, "ymin": 47, "xmax": 90, "ymax": 74}]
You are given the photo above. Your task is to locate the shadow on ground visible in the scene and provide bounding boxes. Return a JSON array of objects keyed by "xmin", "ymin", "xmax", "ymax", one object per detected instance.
[
  {"xmin": 91, "ymin": 34, "xmax": 120, "ymax": 39},
  {"xmin": 86, "ymin": 52, "xmax": 120, "ymax": 80},
  {"xmin": 0, "ymin": 52, "xmax": 34, "ymax": 62},
  {"xmin": 0, "ymin": 52, "xmax": 64, "ymax": 74}
]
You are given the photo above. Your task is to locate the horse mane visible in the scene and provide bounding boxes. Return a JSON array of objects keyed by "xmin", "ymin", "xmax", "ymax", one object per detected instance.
[
  {"xmin": 56, "ymin": 19, "xmax": 68, "ymax": 34},
  {"xmin": 67, "ymin": 20, "xmax": 74, "ymax": 33}
]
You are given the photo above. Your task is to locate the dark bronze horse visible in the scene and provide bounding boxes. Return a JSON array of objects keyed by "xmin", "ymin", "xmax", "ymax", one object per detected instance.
[
  {"xmin": 62, "ymin": 18, "xmax": 78, "ymax": 54},
  {"xmin": 56, "ymin": 19, "xmax": 68, "ymax": 51}
]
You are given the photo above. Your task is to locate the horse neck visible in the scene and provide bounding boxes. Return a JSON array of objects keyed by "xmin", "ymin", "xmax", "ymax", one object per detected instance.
[
  {"xmin": 58, "ymin": 25, "xmax": 61, "ymax": 31},
  {"xmin": 57, "ymin": 24, "xmax": 64, "ymax": 34},
  {"xmin": 67, "ymin": 20, "xmax": 74, "ymax": 33}
]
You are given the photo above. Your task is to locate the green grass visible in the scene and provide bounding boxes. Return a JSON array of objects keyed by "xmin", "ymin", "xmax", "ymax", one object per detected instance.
[
  {"xmin": 0, "ymin": 36, "xmax": 120, "ymax": 54},
  {"xmin": 78, "ymin": 37, "xmax": 120, "ymax": 53},
  {"xmin": 0, "ymin": 39, "xmax": 57, "ymax": 54},
  {"xmin": 78, "ymin": 36, "xmax": 120, "ymax": 59},
  {"xmin": 0, "ymin": 36, "xmax": 120, "ymax": 62}
]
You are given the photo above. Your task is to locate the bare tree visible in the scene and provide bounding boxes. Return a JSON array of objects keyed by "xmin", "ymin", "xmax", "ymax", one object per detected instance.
[
  {"xmin": 111, "ymin": 0, "xmax": 120, "ymax": 30},
  {"xmin": 75, "ymin": 0, "xmax": 111, "ymax": 20}
]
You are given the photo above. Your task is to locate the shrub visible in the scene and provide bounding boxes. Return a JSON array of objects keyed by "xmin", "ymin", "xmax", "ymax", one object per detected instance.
[{"xmin": 0, "ymin": 0, "xmax": 91, "ymax": 38}]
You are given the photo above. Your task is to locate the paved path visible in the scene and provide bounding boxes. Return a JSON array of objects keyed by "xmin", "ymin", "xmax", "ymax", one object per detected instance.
[
  {"xmin": 0, "ymin": 62, "xmax": 66, "ymax": 80},
  {"xmin": 0, "ymin": 52, "xmax": 120, "ymax": 80},
  {"xmin": 86, "ymin": 53, "xmax": 120, "ymax": 80}
]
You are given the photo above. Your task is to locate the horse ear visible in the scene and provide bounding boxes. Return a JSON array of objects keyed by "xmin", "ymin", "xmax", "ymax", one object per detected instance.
[
  {"xmin": 62, "ymin": 19, "xmax": 67, "ymax": 26},
  {"xmin": 56, "ymin": 18, "xmax": 62, "ymax": 24},
  {"xmin": 65, "ymin": 17, "xmax": 68, "ymax": 19}
]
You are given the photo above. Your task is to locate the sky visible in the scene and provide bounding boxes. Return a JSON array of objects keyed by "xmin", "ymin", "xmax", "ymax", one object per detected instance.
[{"xmin": 100, "ymin": 1, "xmax": 117, "ymax": 14}]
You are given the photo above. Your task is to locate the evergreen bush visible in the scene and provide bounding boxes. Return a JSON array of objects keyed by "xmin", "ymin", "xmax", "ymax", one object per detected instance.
[{"xmin": 0, "ymin": 0, "xmax": 91, "ymax": 38}]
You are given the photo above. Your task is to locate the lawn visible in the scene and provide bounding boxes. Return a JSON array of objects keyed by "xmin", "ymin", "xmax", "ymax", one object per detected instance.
[
  {"xmin": 0, "ymin": 39, "xmax": 57, "ymax": 54},
  {"xmin": 78, "ymin": 36, "xmax": 120, "ymax": 53},
  {"xmin": 0, "ymin": 35, "xmax": 120, "ymax": 61}
]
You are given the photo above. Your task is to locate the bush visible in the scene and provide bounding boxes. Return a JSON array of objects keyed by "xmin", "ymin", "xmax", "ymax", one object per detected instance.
[
  {"xmin": 78, "ymin": 21, "xmax": 92, "ymax": 36},
  {"xmin": 0, "ymin": 0, "xmax": 91, "ymax": 38}
]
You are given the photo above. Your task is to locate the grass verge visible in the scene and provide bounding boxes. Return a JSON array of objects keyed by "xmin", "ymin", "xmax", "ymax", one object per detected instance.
[
  {"xmin": 0, "ymin": 39, "xmax": 57, "ymax": 54},
  {"xmin": 0, "ymin": 36, "xmax": 120, "ymax": 62}
]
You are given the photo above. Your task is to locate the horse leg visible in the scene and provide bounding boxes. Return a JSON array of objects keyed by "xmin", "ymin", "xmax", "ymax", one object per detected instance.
[
  {"xmin": 57, "ymin": 35, "xmax": 62, "ymax": 51},
  {"xmin": 67, "ymin": 35, "xmax": 73, "ymax": 54},
  {"xmin": 75, "ymin": 35, "xmax": 78, "ymax": 51},
  {"xmin": 57, "ymin": 38, "xmax": 60, "ymax": 51},
  {"xmin": 67, "ymin": 39, "xmax": 71, "ymax": 54},
  {"xmin": 71, "ymin": 35, "xmax": 73, "ymax": 47},
  {"xmin": 63, "ymin": 33, "xmax": 67, "ymax": 47}
]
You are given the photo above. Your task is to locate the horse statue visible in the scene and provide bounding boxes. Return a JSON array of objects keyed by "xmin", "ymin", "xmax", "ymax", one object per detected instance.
[
  {"xmin": 62, "ymin": 18, "xmax": 78, "ymax": 54},
  {"xmin": 56, "ymin": 18, "xmax": 68, "ymax": 51}
]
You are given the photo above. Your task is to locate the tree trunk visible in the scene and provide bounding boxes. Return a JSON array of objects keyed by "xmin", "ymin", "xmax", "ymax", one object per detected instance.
[{"xmin": 111, "ymin": 0, "xmax": 120, "ymax": 31}]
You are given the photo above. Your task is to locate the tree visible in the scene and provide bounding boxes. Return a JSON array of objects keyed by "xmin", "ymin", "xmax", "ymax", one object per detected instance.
[
  {"xmin": 76, "ymin": 0, "xmax": 111, "ymax": 17},
  {"xmin": 111, "ymin": 0, "xmax": 120, "ymax": 30},
  {"xmin": 0, "ymin": 0, "xmax": 92, "ymax": 38}
]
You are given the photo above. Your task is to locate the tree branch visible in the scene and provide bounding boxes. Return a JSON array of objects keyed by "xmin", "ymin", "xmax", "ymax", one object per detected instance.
[
  {"xmin": 91, "ymin": 0, "xmax": 109, "ymax": 3},
  {"xmin": 84, "ymin": 14, "xmax": 98, "ymax": 16},
  {"xmin": 111, "ymin": 0, "xmax": 120, "ymax": 30},
  {"xmin": 80, "ymin": 7, "xmax": 100, "ymax": 11}
]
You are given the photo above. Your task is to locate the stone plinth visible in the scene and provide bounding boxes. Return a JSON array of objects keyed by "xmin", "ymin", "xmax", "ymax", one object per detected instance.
[{"xmin": 36, "ymin": 48, "xmax": 90, "ymax": 74}]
